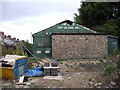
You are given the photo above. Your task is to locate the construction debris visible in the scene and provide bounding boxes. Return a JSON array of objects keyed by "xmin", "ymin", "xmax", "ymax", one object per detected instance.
[
  {"xmin": 0, "ymin": 54, "xmax": 28, "ymax": 80},
  {"xmin": 43, "ymin": 61, "xmax": 59, "ymax": 76},
  {"xmin": 39, "ymin": 58, "xmax": 52, "ymax": 66},
  {"xmin": 25, "ymin": 66, "xmax": 43, "ymax": 77}
]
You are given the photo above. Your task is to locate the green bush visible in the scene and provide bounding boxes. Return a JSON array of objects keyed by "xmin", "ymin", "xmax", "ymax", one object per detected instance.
[{"xmin": 104, "ymin": 64, "xmax": 116, "ymax": 76}]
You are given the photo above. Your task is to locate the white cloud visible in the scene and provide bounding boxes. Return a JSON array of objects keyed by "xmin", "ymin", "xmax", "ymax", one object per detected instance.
[
  {"xmin": 1, "ymin": 12, "xmax": 74, "ymax": 43},
  {"xmin": 1, "ymin": 0, "xmax": 81, "ymax": 43}
]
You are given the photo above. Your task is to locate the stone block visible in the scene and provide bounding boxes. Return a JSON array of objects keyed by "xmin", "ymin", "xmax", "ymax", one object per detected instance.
[
  {"xmin": 51, "ymin": 72, "xmax": 58, "ymax": 76},
  {"xmin": 44, "ymin": 62, "xmax": 49, "ymax": 67},
  {"xmin": 44, "ymin": 72, "xmax": 50, "ymax": 76},
  {"xmin": 51, "ymin": 62, "xmax": 58, "ymax": 67}
]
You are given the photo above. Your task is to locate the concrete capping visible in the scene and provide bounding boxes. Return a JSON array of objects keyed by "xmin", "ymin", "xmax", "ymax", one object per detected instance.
[
  {"xmin": 108, "ymin": 35, "xmax": 118, "ymax": 39},
  {"xmin": 51, "ymin": 32, "xmax": 107, "ymax": 35}
]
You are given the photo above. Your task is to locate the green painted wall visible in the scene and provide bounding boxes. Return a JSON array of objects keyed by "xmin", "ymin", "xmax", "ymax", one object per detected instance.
[{"xmin": 108, "ymin": 36, "xmax": 118, "ymax": 54}]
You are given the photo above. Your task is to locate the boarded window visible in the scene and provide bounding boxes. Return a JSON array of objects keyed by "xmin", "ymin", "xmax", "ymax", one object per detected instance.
[
  {"xmin": 45, "ymin": 51, "xmax": 50, "ymax": 53},
  {"xmin": 37, "ymin": 51, "xmax": 41, "ymax": 53}
]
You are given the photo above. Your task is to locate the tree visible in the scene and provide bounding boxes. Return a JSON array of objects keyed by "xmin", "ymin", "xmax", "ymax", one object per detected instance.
[
  {"xmin": 74, "ymin": 2, "xmax": 120, "ymax": 48},
  {"xmin": 74, "ymin": 2, "xmax": 120, "ymax": 28}
]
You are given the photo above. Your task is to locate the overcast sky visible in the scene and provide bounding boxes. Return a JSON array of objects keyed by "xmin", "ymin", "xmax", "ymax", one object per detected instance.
[{"xmin": 0, "ymin": 0, "xmax": 81, "ymax": 43}]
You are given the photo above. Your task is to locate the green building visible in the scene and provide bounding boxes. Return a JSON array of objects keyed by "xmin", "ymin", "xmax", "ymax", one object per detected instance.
[{"xmin": 32, "ymin": 20, "xmax": 118, "ymax": 58}]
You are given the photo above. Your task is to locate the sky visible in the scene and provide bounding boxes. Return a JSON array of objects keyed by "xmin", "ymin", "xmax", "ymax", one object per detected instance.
[{"xmin": 0, "ymin": 0, "xmax": 81, "ymax": 43}]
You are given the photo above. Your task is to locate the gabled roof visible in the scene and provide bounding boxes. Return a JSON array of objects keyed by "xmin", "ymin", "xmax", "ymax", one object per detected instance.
[{"xmin": 33, "ymin": 20, "xmax": 97, "ymax": 36}]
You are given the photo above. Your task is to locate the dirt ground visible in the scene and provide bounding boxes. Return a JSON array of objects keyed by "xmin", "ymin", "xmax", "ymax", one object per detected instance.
[{"xmin": 1, "ymin": 59, "xmax": 116, "ymax": 88}]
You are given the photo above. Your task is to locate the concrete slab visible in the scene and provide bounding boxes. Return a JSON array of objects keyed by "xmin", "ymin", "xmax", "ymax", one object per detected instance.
[{"xmin": 43, "ymin": 75, "xmax": 64, "ymax": 80}]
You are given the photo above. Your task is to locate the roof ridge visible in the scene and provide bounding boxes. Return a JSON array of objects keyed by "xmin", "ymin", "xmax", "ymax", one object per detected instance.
[{"xmin": 32, "ymin": 20, "xmax": 97, "ymax": 36}]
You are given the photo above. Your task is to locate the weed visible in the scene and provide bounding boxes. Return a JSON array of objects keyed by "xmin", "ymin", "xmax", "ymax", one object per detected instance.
[
  {"xmin": 65, "ymin": 63, "xmax": 69, "ymax": 66},
  {"xmin": 60, "ymin": 62, "xmax": 63, "ymax": 64},
  {"xmin": 41, "ymin": 75, "xmax": 45, "ymax": 77},
  {"xmin": 104, "ymin": 64, "xmax": 116, "ymax": 76},
  {"xmin": 106, "ymin": 49, "xmax": 120, "ymax": 59},
  {"xmin": 116, "ymin": 60, "xmax": 120, "ymax": 69},
  {"xmin": 100, "ymin": 60, "xmax": 104, "ymax": 63}
]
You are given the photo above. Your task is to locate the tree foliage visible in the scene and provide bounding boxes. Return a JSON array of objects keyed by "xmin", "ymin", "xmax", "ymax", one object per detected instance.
[{"xmin": 74, "ymin": 2, "xmax": 120, "ymax": 47}]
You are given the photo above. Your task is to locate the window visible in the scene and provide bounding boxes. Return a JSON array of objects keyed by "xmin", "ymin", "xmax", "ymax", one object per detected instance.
[
  {"xmin": 46, "ymin": 32, "xmax": 48, "ymax": 35},
  {"xmin": 45, "ymin": 51, "xmax": 50, "ymax": 53},
  {"xmin": 37, "ymin": 51, "xmax": 41, "ymax": 54}
]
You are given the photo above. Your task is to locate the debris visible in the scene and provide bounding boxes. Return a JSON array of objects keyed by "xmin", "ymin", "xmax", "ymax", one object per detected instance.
[
  {"xmin": 97, "ymin": 86, "xmax": 101, "ymax": 88},
  {"xmin": 68, "ymin": 77, "xmax": 71, "ymax": 79},
  {"xmin": 25, "ymin": 66, "xmax": 43, "ymax": 77},
  {"xmin": 89, "ymin": 82, "xmax": 94, "ymax": 86},
  {"xmin": 110, "ymin": 81, "xmax": 116, "ymax": 86},
  {"xmin": 2, "ymin": 83, "xmax": 11, "ymax": 87},
  {"xmin": 16, "ymin": 83, "xmax": 26, "ymax": 85},
  {"xmin": 91, "ymin": 79, "xmax": 95, "ymax": 82},
  {"xmin": 94, "ymin": 83, "xmax": 102, "ymax": 87},
  {"xmin": 26, "ymin": 83, "xmax": 33, "ymax": 86},
  {"xmin": 23, "ymin": 75, "xmax": 29, "ymax": 82},
  {"xmin": 16, "ymin": 82, "xmax": 33, "ymax": 86},
  {"xmin": 97, "ymin": 83, "xmax": 102, "ymax": 86},
  {"xmin": 19, "ymin": 75, "xmax": 24, "ymax": 83},
  {"xmin": 94, "ymin": 83, "xmax": 98, "ymax": 87},
  {"xmin": 37, "ymin": 58, "xmax": 52, "ymax": 67}
]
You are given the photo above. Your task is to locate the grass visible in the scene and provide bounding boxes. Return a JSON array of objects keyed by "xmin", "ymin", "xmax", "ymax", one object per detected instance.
[
  {"xmin": 104, "ymin": 64, "xmax": 116, "ymax": 76},
  {"xmin": 104, "ymin": 49, "xmax": 120, "ymax": 59},
  {"xmin": 65, "ymin": 63, "xmax": 69, "ymax": 66},
  {"xmin": 28, "ymin": 57, "xmax": 42, "ymax": 63},
  {"xmin": 27, "ymin": 57, "xmax": 42, "ymax": 69}
]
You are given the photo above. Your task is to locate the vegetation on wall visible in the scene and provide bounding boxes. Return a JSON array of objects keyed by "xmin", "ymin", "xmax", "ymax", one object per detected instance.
[{"xmin": 2, "ymin": 44, "xmax": 23, "ymax": 56}]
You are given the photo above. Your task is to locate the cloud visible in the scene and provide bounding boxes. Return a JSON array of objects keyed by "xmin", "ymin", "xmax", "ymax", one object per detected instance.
[
  {"xmin": 0, "ymin": 0, "xmax": 81, "ymax": 43},
  {"xmin": 1, "ymin": 0, "xmax": 81, "ymax": 21},
  {"xmin": 1, "ymin": 12, "xmax": 73, "ymax": 43}
]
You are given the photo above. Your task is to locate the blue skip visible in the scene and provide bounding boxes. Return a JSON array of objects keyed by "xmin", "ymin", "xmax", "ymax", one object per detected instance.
[{"xmin": 25, "ymin": 67, "xmax": 43, "ymax": 77}]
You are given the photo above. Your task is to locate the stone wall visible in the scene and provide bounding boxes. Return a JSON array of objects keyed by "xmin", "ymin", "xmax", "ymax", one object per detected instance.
[{"xmin": 52, "ymin": 35, "xmax": 108, "ymax": 58}]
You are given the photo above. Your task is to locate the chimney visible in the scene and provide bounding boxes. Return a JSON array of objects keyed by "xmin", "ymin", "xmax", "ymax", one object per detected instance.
[
  {"xmin": 7, "ymin": 35, "xmax": 11, "ymax": 38},
  {"xmin": 4, "ymin": 35, "xmax": 6, "ymax": 38},
  {"xmin": 17, "ymin": 39, "xmax": 19, "ymax": 41},
  {"xmin": 0, "ymin": 32, "xmax": 4, "ymax": 36},
  {"xmin": 13, "ymin": 37, "xmax": 16, "ymax": 40}
]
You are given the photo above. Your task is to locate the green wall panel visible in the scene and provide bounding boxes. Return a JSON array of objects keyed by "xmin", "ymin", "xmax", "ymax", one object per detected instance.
[{"xmin": 108, "ymin": 36, "xmax": 118, "ymax": 54}]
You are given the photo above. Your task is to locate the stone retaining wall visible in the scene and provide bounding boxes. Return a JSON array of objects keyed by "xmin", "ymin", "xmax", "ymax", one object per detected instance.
[{"xmin": 52, "ymin": 35, "xmax": 108, "ymax": 58}]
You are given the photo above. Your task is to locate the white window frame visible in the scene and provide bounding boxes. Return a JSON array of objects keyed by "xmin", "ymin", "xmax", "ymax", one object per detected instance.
[{"xmin": 37, "ymin": 51, "xmax": 41, "ymax": 54}]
